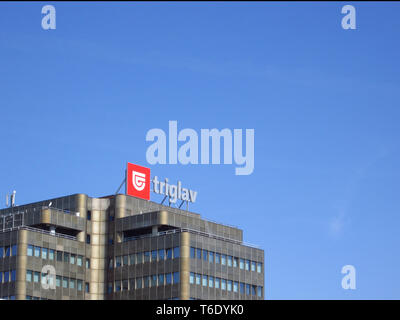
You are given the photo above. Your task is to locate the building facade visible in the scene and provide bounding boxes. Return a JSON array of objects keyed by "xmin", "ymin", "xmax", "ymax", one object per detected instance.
[{"xmin": 0, "ymin": 193, "xmax": 264, "ymax": 300}]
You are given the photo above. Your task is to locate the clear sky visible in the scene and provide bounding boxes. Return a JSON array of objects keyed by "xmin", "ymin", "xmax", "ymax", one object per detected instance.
[{"xmin": 1, "ymin": 2, "xmax": 399, "ymax": 299}]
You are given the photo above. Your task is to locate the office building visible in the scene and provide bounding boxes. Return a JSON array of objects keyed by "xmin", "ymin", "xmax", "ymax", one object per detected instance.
[{"xmin": 0, "ymin": 193, "xmax": 264, "ymax": 300}]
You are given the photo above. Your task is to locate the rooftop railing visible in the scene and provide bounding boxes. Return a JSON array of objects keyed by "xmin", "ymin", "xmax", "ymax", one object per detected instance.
[
  {"xmin": 0, "ymin": 225, "xmax": 77, "ymax": 241},
  {"xmin": 124, "ymin": 227, "xmax": 260, "ymax": 249}
]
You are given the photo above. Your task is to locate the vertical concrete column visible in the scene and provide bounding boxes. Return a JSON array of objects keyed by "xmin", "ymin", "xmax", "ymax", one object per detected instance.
[
  {"xmin": 180, "ymin": 232, "xmax": 190, "ymax": 300},
  {"xmin": 88, "ymin": 198, "xmax": 109, "ymax": 300},
  {"xmin": 115, "ymin": 194, "xmax": 127, "ymax": 219},
  {"xmin": 16, "ymin": 229, "xmax": 28, "ymax": 300},
  {"xmin": 75, "ymin": 194, "xmax": 88, "ymax": 243}
]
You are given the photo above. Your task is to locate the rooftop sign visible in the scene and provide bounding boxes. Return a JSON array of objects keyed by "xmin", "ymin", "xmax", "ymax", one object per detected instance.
[{"xmin": 125, "ymin": 162, "xmax": 197, "ymax": 205}]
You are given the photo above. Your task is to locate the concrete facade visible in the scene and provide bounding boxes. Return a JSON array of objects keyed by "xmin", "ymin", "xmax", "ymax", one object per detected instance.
[{"xmin": 0, "ymin": 193, "xmax": 264, "ymax": 300}]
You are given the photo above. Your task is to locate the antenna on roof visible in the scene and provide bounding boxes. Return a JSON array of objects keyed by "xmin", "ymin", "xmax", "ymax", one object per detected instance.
[
  {"xmin": 10, "ymin": 190, "xmax": 16, "ymax": 207},
  {"xmin": 5, "ymin": 194, "xmax": 9, "ymax": 208}
]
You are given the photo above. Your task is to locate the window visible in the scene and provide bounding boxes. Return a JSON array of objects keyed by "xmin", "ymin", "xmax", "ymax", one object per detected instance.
[
  {"xmin": 129, "ymin": 278, "xmax": 135, "ymax": 290},
  {"xmin": 129, "ymin": 254, "xmax": 135, "ymax": 265},
  {"xmin": 240, "ymin": 283, "xmax": 245, "ymax": 294},
  {"xmin": 190, "ymin": 247, "xmax": 195, "ymax": 259},
  {"xmin": 158, "ymin": 274, "xmax": 164, "ymax": 286},
  {"xmin": 0, "ymin": 272, "xmax": 2, "ymax": 283},
  {"xmin": 49, "ymin": 249, "xmax": 55, "ymax": 260},
  {"xmin": 87, "ymin": 211, "xmax": 91, "ymax": 221},
  {"xmin": 251, "ymin": 261, "xmax": 256, "ymax": 272},
  {"xmin": 70, "ymin": 279, "xmax": 76, "ymax": 289},
  {"xmin": 144, "ymin": 251, "xmax": 150, "ymax": 263},
  {"xmin": 252, "ymin": 285, "xmax": 257, "ymax": 296},
  {"xmin": 64, "ymin": 252, "xmax": 69, "ymax": 263},
  {"xmin": 228, "ymin": 256, "xmax": 233, "ymax": 267},
  {"xmin": 77, "ymin": 255, "xmax": 83, "ymax": 266},
  {"xmin": 158, "ymin": 249, "xmax": 164, "ymax": 261},
  {"xmin": 215, "ymin": 278, "xmax": 220, "ymax": 289},
  {"xmin": 136, "ymin": 277, "xmax": 142, "ymax": 289},
  {"xmin": 41, "ymin": 247, "xmax": 48, "ymax": 259},
  {"xmin": 151, "ymin": 250, "xmax": 157, "ymax": 262},
  {"xmin": 166, "ymin": 273, "xmax": 172, "ymax": 285},
  {"xmin": 227, "ymin": 280, "xmax": 232, "ymax": 292},
  {"xmin": 77, "ymin": 280, "xmax": 83, "ymax": 291},
  {"xmin": 151, "ymin": 274, "xmax": 157, "ymax": 287},
  {"xmin": 173, "ymin": 272, "xmax": 180, "ymax": 284},
  {"xmin": 189, "ymin": 272, "xmax": 194, "ymax": 284},
  {"xmin": 85, "ymin": 283, "xmax": 89, "ymax": 293},
  {"xmin": 240, "ymin": 259, "xmax": 244, "ymax": 270},
  {"xmin": 4, "ymin": 271, "xmax": 9, "ymax": 283},
  {"xmin": 70, "ymin": 254, "xmax": 75, "ymax": 265},
  {"xmin": 221, "ymin": 254, "xmax": 226, "ymax": 265},
  {"xmin": 11, "ymin": 270, "xmax": 16, "ymax": 282},
  {"xmin": 166, "ymin": 248, "xmax": 172, "ymax": 260},
  {"xmin": 26, "ymin": 270, "xmax": 32, "ymax": 282},
  {"xmin": 215, "ymin": 253, "xmax": 221, "ymax": 264},
  {"xmin": 86, "ymin": 258, "xmax": 90, "ymax": 269},
  {"xmin": 86, "ymin": 234, "xmax": 90, "ymax": 244},
  {"xmin": 143, "ymin": 276, "xmax": 150, "ymax": 288},
  {"xmin": 195, "ymin": 274, "xmax": 201, "ymax": 285},
  {"xmin": 62, "ymin": 277, "xmax": 68, "ymax": 288},
  {"xmin": 173, "ymin": 247, "xmax": 180, "ymax": 259},
  {"xmin": 0, "ymin": 247, "xmax": 3, "ymax": 258},
  {"xmin": 56, "ymin": 251, "xmax": 63, "ymax": 262},
  {"xmin": 257, "ymin": 286, "xmax": 262, "ymax": 297},
  {"xmin": 209, "ymin": 276, "xmax": 214, "ymax": 288},
  {"xmin": 257, "ymin": 263, "xmax": 262, "ymax": 273},
  {"xmin": 107, "ymin": 283, "xmax": 113, "ymax": 294},
  {"xmin": 11, "ymin": 245, "xmax": 17, "ymax": 256},
  {"xmin": 196, "ymin": 248, "xmax": 201, "ymax": 260},
  {"xmin": 233, "ymin": 257, "xmax": 238, "ymax": 268},
  {"xmin": 27, "ymin": 245, "xmax": 33, "ymax": 257},
  {"xmin": 202, "ymin": 275, "xmax": 208, "ymax": 287},
  {"xmin": 34, "ymin": 246, "xmax": 40, "ymax": 258},
  {"xmin": 136, "ymin": 252, "xmax": 143, "ymax": 264},
  {"xmin": 221, "ymin": 279, "xmax": 226, "ymax": 290},
  {"xmin": 209, "ymin": 251, "xmax": 214, "ymax": 263},
  {"xmin": 56, "ymin": 276, "xmax": 61, "ymax": 287},
  {"xmin": 33, "ymin": 272, "xmax": 40, "ymax": 283},
  {"xmin": 5, "ymin": 246, "xmax": 10, "ymax": 257},
  {"xmin": 246, "ymin": 284, "xmax": 250, "ymax": 295},
  {"xmin": 123, "ymin": 279, "xmax": 129, "ymax": 291},
  {"xmin": 123, "ymin": 255, "xmax": 128, "ymax": 266},
  {"xmin": 234, "ymin": 281, "xmax": 238, "ymax": 293},
  {"xmin": 115, "ymin": 280, "xmax": 121, "ymax": 291},
  {"xmin": 245, "ymin": 260, "xmax": 250, "ymax": 271},
  {"xmin": 203, "ymin": 250, "xmax": 208, "ymax": 261}
]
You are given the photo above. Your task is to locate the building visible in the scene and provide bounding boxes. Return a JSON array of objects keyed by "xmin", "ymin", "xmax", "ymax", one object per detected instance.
[{"xmin": 0, "ymin": 193, "xmax": 264, "ymax": 300}]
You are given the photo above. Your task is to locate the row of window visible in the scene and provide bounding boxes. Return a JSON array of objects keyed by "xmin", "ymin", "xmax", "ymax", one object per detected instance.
[
  {"xmin": 190, "ymin": 247, "xmax": 262, "ymax": 273},
  {"xmin": 1, "ymin": 296, "xmax": 16, "ymax": 300},
  {"xmin": 27, "ymin": 244, "xmax": 90, "ymax": 268},
  {"xmin": 109, "ymin": 272, "xmax": 180, "ymax": 293},
  {"xmin": 189, "ymin": 272, "xmax": 262, "ymax": 297},
  {"xmin": 26, "ymin": 296, "xmax": 51, "ymax": 300},
  {"xmin": 0, "ymin": 245, "xmax": 18, "ymax": 258},
  {"xmin": 0, "ymin": 270, "xmax": 17, "ymax": 283},
  {"xmin": 111, "ymin": 247, "xmax": 180, "ymax": 268},
  {"xmin": 26, "ymin": 270, "xmax": 89, "ymax": 292}
]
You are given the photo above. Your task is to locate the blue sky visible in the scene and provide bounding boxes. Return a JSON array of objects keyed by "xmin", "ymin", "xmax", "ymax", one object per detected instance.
[{"xmin": 1, "ymin": 2, "xmax": 400, "ymax": 299}]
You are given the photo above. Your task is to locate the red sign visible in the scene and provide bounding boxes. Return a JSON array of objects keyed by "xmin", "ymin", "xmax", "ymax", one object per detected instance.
[{"xmin": 126, "ymin": 162, "xmax": 150, "ymax": 200}]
